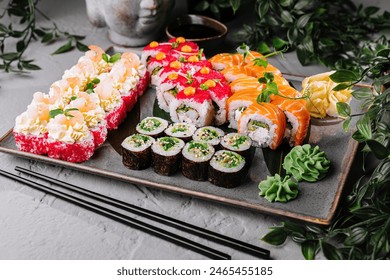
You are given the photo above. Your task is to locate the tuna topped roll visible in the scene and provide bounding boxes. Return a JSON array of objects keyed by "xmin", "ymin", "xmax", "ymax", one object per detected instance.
[
  {"xmin": 152, "ymin": 136, "xmax": 185, "ymax": 176},
  {"xmin": 220, "ymin": 133, "xmax": 253, "ymax": 164},
  {"xmin": 164, "ymin": 122, "xmax": 197, "ymax": 142},
  {"xmin": 136, "ymin": 117, "xmax": 169, "ymax": 138},
  {"xmin": 121, "ymin": 134, "xmax": 155, "ymax": 170},
  {"xmin": 208, "ymin": 150, "xmax": 246, "ymax": 188},
  {"xmin": 192, "ymin": 126, "xmax": 225, "ymax": 148},
  {"xmin": 182, "ymin": 140, "xmax": 215, "ymax": 181}
]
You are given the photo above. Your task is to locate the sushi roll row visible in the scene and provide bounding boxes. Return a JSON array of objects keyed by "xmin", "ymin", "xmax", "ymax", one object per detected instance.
[
  {"xmin": 141, "ymin": 38, "xmax": 233, "ymax": 127},
  {"xmin": 121, "ymin": 117, "xmax": 253, "ymax": 188},
  {"xmin": 209, "ymin": 49, "xmax": 311, "ymax": 149},
  {"xmin": 14, "ymin": 46, "xmax": 149, "ymax": 162}
]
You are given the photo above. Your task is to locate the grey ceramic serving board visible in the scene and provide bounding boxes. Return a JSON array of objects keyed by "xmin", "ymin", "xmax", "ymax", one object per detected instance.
[{"xmin": 0, "ymin": 85, "xmax": 359, "ymax": 225}]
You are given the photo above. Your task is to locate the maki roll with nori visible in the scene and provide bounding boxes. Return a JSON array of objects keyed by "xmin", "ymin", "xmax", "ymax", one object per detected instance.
[
  {"xmin": 152, "ymin": 136, "xmax": 185, "ymax": 176},
  {"xmin": 182, "ymin": 141, "xmax": 215, "ymax": 181},
  {"xmin": 164, "ymin": 122, "xmax": 196, "ymax": 142},
  {"xmin": 209, "ymin": 150, "xmax": 246, "ymax": 188},
  {"xmin": 136, "ymin": 117, "xmax": 169, "ymax": 138},
  {"xmin": 220, "ymin": 133, "xmax": 253, "ymax": 164},
  {"xmin": 192, "ymin": 126, "xmax": 224, "ymax": 148},
  {"xmin": 121, "ymin": 134, "xmax": 155, "ymax": 170}
]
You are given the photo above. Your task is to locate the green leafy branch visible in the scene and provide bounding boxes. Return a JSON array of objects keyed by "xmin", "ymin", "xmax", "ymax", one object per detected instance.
[{"xmin": 0, "ymin": 0, "xmax": 88, "ymax": 73}]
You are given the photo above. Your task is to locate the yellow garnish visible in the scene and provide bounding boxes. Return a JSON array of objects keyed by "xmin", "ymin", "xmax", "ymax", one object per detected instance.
[
  {"xmin": 204, "ymin": 79, "xmax": 216, "ymax": 88},
  {"xmin": 200, "ymin": 66, "xmax": 210, "ymax": 74},
  {"xmin": 187, "ymin": 55, "xmax": 199, "ymax": 62},
  {"xmin": 176, "ymin": 37, "xmax": 186, "ymax": 43},
  {"xmin": 156, "ymin": 52, "xmax": 166, "ymax": 61},
  {"xmin": 168, "ymin": 73, "xmax": 179, "ymax": 80},
  {"xmin": 181, "ymin": 45, "xmax": 192, "ymax": 53},
  {"xmin": 169, "ymin": 61, "xmax": 182, "ymax": 69},
  {"xmin": 149, "ymin": 41, "xmax": 159, "ymax": 48},
  {"xmin": 184, "ymin": 87, "xmax": 196, "ymax": 96}
]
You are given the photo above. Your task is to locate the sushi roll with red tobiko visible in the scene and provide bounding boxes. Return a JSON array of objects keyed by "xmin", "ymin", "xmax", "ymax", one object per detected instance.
[
  {"xmin": 66, "ymin": 92, "xmax": 107, "ymax": 149},
  {"xmin": 152, "ymin": 136, "xmax": 185, "ymax": 176},
  {"xmin": 13, "ymin": 99, "xmax": 51, "ymax": 155},
  {"xmin": 94, "ymin": 74, "xmax": 127, "ymax": 130},
  {"xmin": 169, "ymin": 86, "xmax": 214, "ymax": 127},
  {"xmin": 147, "ymin": 53, "xmax": 177, "ymax": 86},
  {"xmin": 46, "ymin": 110, "xmax": 95, "ymax": 163},
  {"xmin": 141, "ymin": 41, "xmax": 173, "ymax": 65},
  {"xmin": 157, "ymin": 69, "xmax": 199, "ymax": 112}
]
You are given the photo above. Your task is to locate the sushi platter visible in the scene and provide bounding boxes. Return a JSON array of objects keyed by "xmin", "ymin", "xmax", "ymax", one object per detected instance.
[{"xmin": 0, "ymin": 39, "xmax": 359, "ymax": 225}]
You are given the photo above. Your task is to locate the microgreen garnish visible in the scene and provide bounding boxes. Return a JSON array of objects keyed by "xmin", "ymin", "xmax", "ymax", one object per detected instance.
[
  {"xmin": 171, "ymin": 42, "xmax": 179, "ymax": 49},
  {"xmin": 49, "ymin": 108, "xmax": 79, "ymax": 118},
  {"xmin": 200, "ymin": 84, "xmax": 209, "ymax": 90},
  {"xmin": 102, "ymin": 53, "xmax": 109, "ymax": 63}
]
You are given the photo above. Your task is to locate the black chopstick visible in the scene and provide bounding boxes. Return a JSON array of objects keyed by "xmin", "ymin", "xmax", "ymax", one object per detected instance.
[
  {"xmin": 15, "ymin": 166, "xmax": 271, "ymax": 259},
  {"xmin": 0, "ymin": 168, "xmax": 230, "ymax": 260}
]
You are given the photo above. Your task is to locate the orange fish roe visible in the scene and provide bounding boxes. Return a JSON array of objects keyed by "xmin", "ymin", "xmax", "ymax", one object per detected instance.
[
  {"xmin": 187, "ymin": 55, "xmax": 199, "ymax": 62},
  {"xmin": 169, "ymin": 61, "xmax": 182, "ymax": 69},
  {"xmin": 184, "ymin": 86, "xmax": 196, "ymax": 96},
  {"xmin": 200, "ymin": 66, "xmax": 210, "ymax": 75},
  {"xmin": 203, "ymin": 79, "xmax": 216, "ymax": 88},
  {"xmin": 156, "ymin": 52, "xmax": 166, "ymax": 60},
  {"xmin": 181, "ymin": 45, "xmax": 192, "ymax": 53},
  {"xmin": 176, "ymin": 37, "xmax": 186, "ymax": 43},
  {"xmin": 149, "ymin": 41, "xmax": 159, "ymax": 48},
  {"xmin": 168, "ymin": 73, "xmax": 179, "ymax": 80}
]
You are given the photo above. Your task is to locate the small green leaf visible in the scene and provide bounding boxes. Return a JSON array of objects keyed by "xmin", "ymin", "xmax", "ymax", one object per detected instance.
[
  {"xmin": 16, "ymin": 40, "xmax": 25, "ymax": 52},
  {"xmin": 102, "ymin": 53, "xmax": 109, "ymax": 63},
  {"xmin": 330, "ymin": 70, "xmax": 359, "ymax": 83},
  {"xmin": 257, "ymin": 0, "xmax": 270, "ymax": 17},
  {"xmin": 41, "ymin": 33, "xmax": 53, "ymax": 43},
  {"xmin": 280, "ymin": 10, "xmax": 293, "ymax": 24},
  {"xmin": 86, "ymin": 88, "xmax": 94, "ymax": 94},
  {"xmin": 366, "ymin": 139, "xmax": 390, "ymax": 159},
  {"xmin": 51, "ymin": 40, "xmax": 73, "ymax": 55},
  {"xmin": 257, "ymin": 42, "xmax": 271, "ymax": 54},
  {"xmin": 194, "ymin": 0, "xmax": 209, "ymax": 11},
  {"xmin": 210, "ymin": 4, "xmax": 219, "ymax": 15},
  {"xmin": 272, "ymin": 37, "xmax": 288, "ymax": 50},
  {"xmin": 301, "ymin": 240, "xmax": 318, "ymax": 260},
  {"xmin": 76, "ymin": 41, "xmax": 89, "ymax": 52},
  {"xmin": 109, "ymin": 53, "xmax": 121, "ymax": 63},
  {"xmin": 0, "ymin": 52, "xmax": 19, "ymax": 61},
  {"xmin": 296, "ymin": 14, "xmax": 312, "ymax": 29},
  {"xmin": 49, "ymin": 109, "xmax": 64, "ymax": 118},
  {"xmin": 332, "ymin": 83, "xmax": 350, "ymax": 91},
  {"xmin": 261, "ymin": 228, "xmax": 287, "ymax": 246},
  {"xmin": 344, "ymin": 227, "xmax": 368, "ymax": 246},
  {"xmin": 91, "ymin": 78, "xmax": 100, "ymax": 84},
  {"xmin": 351, "ymin": 88, "xmax": 373, "ymax": 100},
  {"xmin": 356, "ymin": 114, "xmax": 372, "ymax": 140},
  {"xmin": 336, "ymin": 102, "xmax": 351, "ymax": 117},
  {"xmin": 320, "ymin": 241, "xmax": 343, "ymax": 260},
  {"xmin": 253, "ymin": 58, "xmax": 268, "ymax": 68},
  {"xmin": 343, "ymin": 117, "xmax": 351, "ymax": 132},
  {"xmin": 21, "ymin": 62, "xmax": 41, "ymax": 70}
]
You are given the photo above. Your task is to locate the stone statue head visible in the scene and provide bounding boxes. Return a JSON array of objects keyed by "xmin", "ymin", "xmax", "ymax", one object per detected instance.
[{"xmin": 86, "ymin": 0, "xmax": 175, "ymax": 46}]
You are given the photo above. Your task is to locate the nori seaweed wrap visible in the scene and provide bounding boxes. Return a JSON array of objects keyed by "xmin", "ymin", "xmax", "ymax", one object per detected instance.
[
  {"xmin": 220, "ymin": 132, "xmax": 254, "ymax": 165},
  {"xmin": 182, "ymin": 140, "xmax": 215, "ymax": 181},
  {"xmin": 152, "ymin": 136, "xmax": 185, "ymax": 176},
  {"xmin": 121, "ymin": 134, "xmax": 155, "ymax": 170},
  {"xmin": 136, "ymin": 117, "xmax": 169, "ymax": 138}
]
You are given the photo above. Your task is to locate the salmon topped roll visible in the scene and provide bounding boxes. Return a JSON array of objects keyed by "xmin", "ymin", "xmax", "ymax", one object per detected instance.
[
  {"xmin": 169, "ymin": 86, "xmax": 214, "ymax": 127},
  {"xmin": 221, "ymin": 65, "xmax": 250, "ymax": 82},
  {"xmin": 271, "ymin": 98, "xmax": 310, "ymax": 146},
  {"xmin": 244, "ymin": 61, "xmax": 282, "ymax": 78},
  {"xmin": 238, "ymin": 102, "xmax": 286, "ymax": 150},
  {"xmin": 226, "ymin": 88, "xmax": 260, "ymax": 129},
  {"xmin": 230, "ymin": 76, "xmax": 265, "ymax": 93},
  {"xmin": 208, "ymin": 53, "xmax": 244, "ymax": 71}
]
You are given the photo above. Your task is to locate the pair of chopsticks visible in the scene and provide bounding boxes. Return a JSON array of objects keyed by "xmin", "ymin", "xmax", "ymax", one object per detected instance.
[{"xmin": 0, "ymin": 166, "xmax": 270, "ymax": 260}]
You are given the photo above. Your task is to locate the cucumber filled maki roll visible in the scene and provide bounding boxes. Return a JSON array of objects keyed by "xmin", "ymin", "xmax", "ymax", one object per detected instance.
[
  {"xmin": 152, "ymin": 136, "xmax": 185, "ymax": 176},
  {"xmin": 220, "ymin": 133, "xmax": 254, "ymax": 165},
  {"xmin": 209, "ymin": 150, "xmax": 246, "ymax": 188},
  {"xmin": 182, "ymin": 141, "xmax": 215, "ymax": 181},
  {"xmin": 136, "ymin": 117, "xmax": 169, "ymax": 138},
  {"xmin": 192, "ymin": 126, "xmax": 224, "ymax": 148},
  {"xmin": 121, "ymin": 134, "xmax": 155, "ymax": 170},
  {"xmin": 164, "ymin": 122, "xmax": 197, "ymax": 142}
]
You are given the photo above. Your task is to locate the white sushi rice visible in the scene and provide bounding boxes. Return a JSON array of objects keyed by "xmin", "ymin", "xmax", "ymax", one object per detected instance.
[
  {"xmin": 182, "ymin": 141, "xmax": 215, "ymax": 163},
  {"xmin": 121, "ymin": 134, "xmax": 155, "ymax": 152},
  {"xmin": 152, "ymin": 137, "xmax": 185, "ymax": 157},
  {"xmin": 136, "ymin": 117, "xmax": 168, "ymax": 136},
  {"xmin": 165, "ymin": 122, "xmax": 196, "ymax": 138},
  {"xmin": 227, "ymin": 100, "xmax": 253, "ymax": 129},
  {"xmin": 238, "ymin": 114, "xmax": 276, "ymax": 148},
  {"xmin": 221, "ymin": 133, "xmax": 252, "ymax": 151},
  {"xmin": 156, "ymin": 82, "xmax": 181, "ymax": 112},
  {"xmin": 210, "ymin": 150, "xmax": 245, "ymax": 173},
  {"xmin": 169, "ymin": 99, "xmax": 214, "ymax": 127},
  {"xmin": 284, "ymin": 110, "xmax": 298, "ymax": 146},
  {"xmin": 193, "ymin": 126, "xmax": 224, "ymax": 146}
]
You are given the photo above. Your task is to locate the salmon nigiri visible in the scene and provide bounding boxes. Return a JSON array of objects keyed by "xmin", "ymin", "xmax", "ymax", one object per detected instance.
[
  {"xmin": 238, "ymin": 102, "xmax": 286, "ymax": 150},
  {"xmin": 271, "ymin": 98, "xmax": 310, "ymax": 146}
]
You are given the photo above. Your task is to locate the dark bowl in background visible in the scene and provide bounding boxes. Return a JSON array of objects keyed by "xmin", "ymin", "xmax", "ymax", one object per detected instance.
[{"xmin": 165, "ymin": 14, "xmax": 228, "ymax": 52}]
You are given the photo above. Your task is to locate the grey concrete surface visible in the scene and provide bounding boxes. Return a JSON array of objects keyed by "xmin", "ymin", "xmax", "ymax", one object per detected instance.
[{"xmin": 0, "ymin": 0, "xmax": 387, "ymax": 260}]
